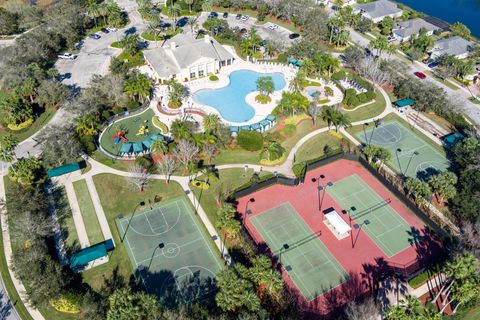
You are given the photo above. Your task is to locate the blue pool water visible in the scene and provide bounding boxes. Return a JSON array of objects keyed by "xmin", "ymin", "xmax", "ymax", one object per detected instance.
[{"xmin": 192, "ymin": 70, "xmax": 286, "ymax": 123}]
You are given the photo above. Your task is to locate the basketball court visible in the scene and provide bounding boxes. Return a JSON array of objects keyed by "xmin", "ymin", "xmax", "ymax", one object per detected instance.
[
  {"xmin": 356, "ymin": 120, "xmax": 450, "ymax": 179},
  {"xmin": 250, "ymin": 203, "xmax": 348, "ymax": 301},
  {"xmin": 116, "ymin": 197, "xmax": 223, "ymax": 300},
  {"xmin": 327, "ymin": 174, "xmax": 417, "ymax": 257}
]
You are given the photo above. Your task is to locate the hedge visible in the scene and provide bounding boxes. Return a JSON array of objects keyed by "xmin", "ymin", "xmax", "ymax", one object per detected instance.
[
  {"xmin": 237, "ymin": 130, "xmax": 263, "ymax": 151},
  {"xmin": 152, "ymin": 116, "xmax": 168, "ymax": 134},
  {"xmin": 7, "ymin": 118, "xmax": 33, "ymax": 131}
]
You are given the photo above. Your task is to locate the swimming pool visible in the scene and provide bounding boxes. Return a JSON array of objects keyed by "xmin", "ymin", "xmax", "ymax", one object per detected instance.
[{"xmin": 192, "ymin": 70, "xmax": 286, "ymax": 123}]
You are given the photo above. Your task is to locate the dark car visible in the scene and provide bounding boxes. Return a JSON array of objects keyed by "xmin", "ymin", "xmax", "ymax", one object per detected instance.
[
  {"xmin": 289, "ymin": 33, "xmax": 300, "ymax": 39},
  {"xmin": 236, "ymin": 13, "xmax": 242, "ymax": 20},
  {"xmin": 259, "ymin": 40, "xmax": 267, "ymax": 46},
  {"xmin": 176, "ymin": 17, "xmax": 188, "ymax": 27},
  {"xmin": 428, "ymin": 61, "xmax": 439, "ymax": 68},
  {"xmin": 160, "ymin": 22, "xmax": 172, "ymax": 29},
  {"xmin": 414, "ymin": 71, "xmax": 427, "ymax": 79},
  {"xmin": 208, "ymin": 12, "xmax": 218, "ymax": 19},
  {"xmin": 223, "ymin": 12, "xmax": 228, "ymax": 18},
  {"xmin": 100, "ymin": 28, "xmax": 109, "ymax": 34},
  {"xmin": 89, "ymin": 33, "xmax": 101, "ymax": 39}
]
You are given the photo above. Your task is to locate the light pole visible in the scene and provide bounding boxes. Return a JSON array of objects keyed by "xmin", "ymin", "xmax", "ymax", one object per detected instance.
[
  {"xmin": 395, "ymin": 148, "xmax": 403, "ymax": 175},
  {"xmin": 244, "ymin": 197, "xmax": 255, "ymax": 226},
  {"xmin": 278, "ymin": 243, "xmax": 289, "ymax": 265},
  {"xmin": 121, "ymin": 201, "xmax": 145, "ymax": 242},
  {"xmin": 147, "ymin": 242, "xmax": 165, "ymax": 271},
  {"xmin": 363, "ymin": 122, "xmax": 369, "ymax": 145},
  {"xmin": 342, "ymin": 206, "xmax": 357, "ymax": 248},
  {"xmin": 352, "ymin": 219, "xmax": 371, "ymax": 248},
  {"xmin": 404, "ymin": 150, "xmax": 419, "ymax": 177},
  {"xmin": 318, "ymin": 182, "xmax": 333, "ymax": 213}
]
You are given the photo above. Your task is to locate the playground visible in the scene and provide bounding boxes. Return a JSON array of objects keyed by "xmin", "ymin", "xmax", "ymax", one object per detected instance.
[
  {"xmin": 116, "ymin": 197, "xmax": 223, "ymax": 301},
  {"xmin": 238, "ymin": 159, "xmax": 441, "ymax": 311},
  {"xmin": 99, "ymin": 109, "xmax": 162, "ymax": 157},
  {"xmin": 355, "ymin": 119, "xmax": 450, "ymax": 179}
]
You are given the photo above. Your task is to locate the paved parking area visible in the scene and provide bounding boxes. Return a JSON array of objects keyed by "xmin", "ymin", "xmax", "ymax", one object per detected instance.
[{"xmin": 197, "ymin": 12, "xmax": 299, "ymax": 47}]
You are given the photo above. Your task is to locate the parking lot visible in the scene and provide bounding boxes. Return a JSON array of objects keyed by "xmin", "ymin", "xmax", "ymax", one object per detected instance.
[{"xmin": 197, "ymin": 12, "xmax": 299, "ymax": 47}]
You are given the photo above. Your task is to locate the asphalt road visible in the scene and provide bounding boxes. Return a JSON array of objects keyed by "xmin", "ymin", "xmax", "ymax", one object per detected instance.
[{"xmin": 348, "ymin": 28, "xmax": 480, "ymax": 125}]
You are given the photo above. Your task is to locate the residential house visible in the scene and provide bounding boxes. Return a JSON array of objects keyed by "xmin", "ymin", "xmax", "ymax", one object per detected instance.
[
  {"xmin": 392, "ymin": 18, "xmax": 439, "ymax": 42},
  {"xmin": 143, "ymin": 34, "xmax": 234, "ymax": 82},
  {"xmin": 430, "ymin": 36, "xmax": 475, "ymax": 60},
  {"xmin": 315, "ymin": 0, "xmax": 357, "ymax": 7},
  {"xmin": 353, "ymin": 0, "xmax": 403, "ymax": 23}
]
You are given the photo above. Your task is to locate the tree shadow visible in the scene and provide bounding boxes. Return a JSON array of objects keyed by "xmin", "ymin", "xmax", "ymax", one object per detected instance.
[
  {"xmin": 124, "ymin": 27, "xmax": 137, "ymax": 35},
  {"xmin": 135, "ymin": 267, "xmax": 218, "ymax": 309},
  {"xmin": 416, "ymin": 167, "xmax": 441, "ymax": 181}
]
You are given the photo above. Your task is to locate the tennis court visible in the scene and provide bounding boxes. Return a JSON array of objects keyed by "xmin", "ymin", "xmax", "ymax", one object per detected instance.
[
  {"xmin": 117, "ymin": 197, "xmax": 223, "ymax": 300},
  {"xmin": 356, "ymin": 120, "xmax": 449, "ymax": 179},
  {"xmin": 327, "ymin": 174, "xmax": 415, "ymax": 257},
  {"xmin": 250, "ymin": 203, "xmax": 348, "ymax": 301}
]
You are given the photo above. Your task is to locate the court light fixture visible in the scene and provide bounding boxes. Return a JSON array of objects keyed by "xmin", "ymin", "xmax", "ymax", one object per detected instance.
[
  {"xmin": 311, "ymin": 178, "xmax": 317, "ymax": 183},
  {"xmin": 249, "ymin": 198, "xmax": 255, "ymax": 203},
  {"xmin": 159, "ymin": 243, "xmax": 165, "ymax": 249},
  {"xmin": 283, "ymin": 243, "xmax": 290, "ymax": 250},
  {"xmin": 396, "ymin": 148, "xmax": 402, "ymax": 152},
  {"xmin": 320, "ymin": 174, "xmax": 325, "ymax": 179},
  {"xmin": 285, "ymin": 265, "xmax": 292, "ymax": 271},
  {"xmin": 246, "ymin": 209, "xmax": 252, "ymax": 215}
]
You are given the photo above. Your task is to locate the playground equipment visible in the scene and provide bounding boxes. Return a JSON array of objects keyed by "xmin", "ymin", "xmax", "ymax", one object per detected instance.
[
  {"xmin": 112, "ymin": 130, "xmax": 128, "ymax": 144},
  {"xmin": 136, "ymin": 126, "xmax": 150, "ymax": 136}
]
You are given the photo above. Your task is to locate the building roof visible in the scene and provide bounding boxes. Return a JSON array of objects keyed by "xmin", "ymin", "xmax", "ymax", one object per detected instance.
[
  {"xmin": 431, "ymin": 36, "xmax": 474, "ymax": 58},
  {"xmin": 70, "ymin": 242, "xmax": 108, "ymax": 269},
  {"xmin": 393, "ymin": 18, "xmax": 439, "ymax": 39},
  {"xmin": 354, "ymin": 0, "xmax": 402, "ymax": 19},
  {"xmin": 143, "ymin": 34, "xmax": 234, "ymax": 78},
  {"xmin": 393, "ymin": 99, "xmax": 415, "ymax": 108},
  {"xmin": 324, "ymin": 210, "xmax": 351, "ymax": 234}
]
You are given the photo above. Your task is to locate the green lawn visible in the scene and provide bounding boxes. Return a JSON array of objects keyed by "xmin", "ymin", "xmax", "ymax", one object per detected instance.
[
  {"xmin": 99, "ymin": 108, "xmax": 160, "ymax": 156},
  {"xmin": 84, "ymin": 174, "xmax": 185, "ymax": 290},
  {"xmin": 293, "ymin": 131, "xmax": 343, "ymax": 164},
  {"xmin": 72, "ymin": 180, "xmax": 104, "ymax": 245},
  {"xmin": 0, "ymin": 106, "xmax": 56, "ymax": 142},
  {"xmin": 191, "ymin": 168, "xmax": 274, "ymax": 228},
  {"xmin": 344, "ymin": 89, "xmax": 387, "ymax": 122},
  {"xmin": 52, "ymin": 186, "xmax": 80, "ymax": 252}
]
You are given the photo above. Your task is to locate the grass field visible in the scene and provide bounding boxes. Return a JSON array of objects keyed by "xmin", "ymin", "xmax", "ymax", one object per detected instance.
[
  {"xmin": 293, "ymin": 132, "xmax": 343, "ymax": 164},
  {"xmin": 52, "ymin": 185, "xmax": 79, "ymax": 251},
  {"xmin": 0, "ymin": 106, "xmax": 56, "ymax": 142},
  {"xmin": 250, "ymin": 203, "xmax": 348, "ymax": 300},
  {"xmin": 72, "ymin": 180, "xmax": 104, "ymax": 245},
  {"xmin": 327, "ymin": 174, "xmax": 414, "ymax": 257},
  {"xmin": 344, "ymin": 90, "xmax": 387, "ymax": 122},
  {"xmin": 117, "ymin": 197, "xmax": 223, "ymax": 301},
  {"xmin": 99, "ymin": 108, "xmax": 160, "ymax": 156},
  {"xmin": 84, "ymin": 174, "xmax": 185, "ymax": 290}
]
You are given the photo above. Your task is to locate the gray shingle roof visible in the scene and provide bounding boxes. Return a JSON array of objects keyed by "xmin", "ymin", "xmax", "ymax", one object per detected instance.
[
  {"xmin": 393, "ymin": 18, "xmax": 439, "ymax": 39},
  {"xmin": 143, "ymin": 34, "xmax": 234, "ymax": 78},
  {"xmin": 431, "ymin": 36, "xmax": 474, "ymax": 58},
  {"xmin": 354, "ymin": 0, "xmax": 402, "ymax": 19}
]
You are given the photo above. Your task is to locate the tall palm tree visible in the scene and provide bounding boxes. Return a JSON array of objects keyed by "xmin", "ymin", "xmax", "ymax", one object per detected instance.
[
  {"xmin": 261, "ymin": 141, "xmax": 285, "ymax": 161},
  {"xmin": 150, "ymin": 138, "xmax": 168, "ymax": 156},
  {"xmin": 98, "ymin": 1, "xmax": 109, "ymax": 26},
  {"xmin": 86, "ymin": 0, "xmax": 100, "ymax": 27},
  {"xmin": 75, "ymin": 113, "xmax": 100, "ymax": 136},
  {"xmin": 120, "ymin": 34, "xmax": 141, "ymax": 56},
  {"xmin": 168, "ymin": 4, "xmax": 182, "ymax": 31},
  {"xmin": 202, "ymin": 113, "xmax": 220, "ymax": 132},
  {"xmin": 124, "ymin": 72, "xmax": 153, "ymax": 103},
  {"xmin": 289, "ymin": 68, "xmax": 306, "ymax": 93},
  {"xmin": 147, "ymin": 23, "xmax": 163, "ymax": 46}
]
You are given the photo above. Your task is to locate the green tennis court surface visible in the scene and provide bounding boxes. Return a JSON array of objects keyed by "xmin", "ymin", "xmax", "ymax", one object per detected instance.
[
  {"xmin": 250, "ymin": 203, "xmax": 348, "ymax": 301},
  {"xmin": 356, "ymin": 120, "xmax": 449, "ymax": 179},
  {"xmin": 327, "ymin": 175, "xmax": 415, "ymax": 257},
  {"xmin": 117, "ymin": 197, "xmax": 223, "ymax": 302}
]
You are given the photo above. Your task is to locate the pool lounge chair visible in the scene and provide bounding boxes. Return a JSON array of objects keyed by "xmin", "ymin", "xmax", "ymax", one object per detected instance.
[
  {"xmin": 251, "ymin": 123, "xmax": 262, "ymax": 132},
  {"xmin": 240, "ymin": 125, "xmax": 251, "ymax": 131}
]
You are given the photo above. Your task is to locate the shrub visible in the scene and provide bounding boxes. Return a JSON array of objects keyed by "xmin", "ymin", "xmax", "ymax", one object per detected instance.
[
  {"xmin": 237, "ymin": 130, "xmax": 263, "ymax": 151},
  {"xmin": 282, "ymin": 124, "xmax": 296, "ymax": 137},
  {"xmin": 79, "ymin": 135, "xmax": 96, "ymax": 154},
  {"xmin": 7, "ymin": 118, "xmax": 33, "ymax": 131},
  {"xmin": 255, "ymin": 94, "xmax": 271, "ymax": 104},
  {"xmin": 209, "ymin": 75, "xmax": 219, "ymax": 81},
  {"xmin": 332, "ymin": 71, "xmax": 347, "ymax": 81},
  {"xmin": 277, "ymin": 53, "xmax": 288, "ymax": 63},
  {"xmin": 365, "ymin": 90, "xmax": 376, "ymax": 101},
  {"xmin": 50, "ymin": 293, "xmax": 81, "ymax": 314},
  {"xmin": 192, "ymin": 180, "xmax": 210, "ymax": 190},
  {"xmin": 112, "ymin": 106, "xmax": 125, "ymax": 114},
  {"xmin": 357, "ymin": 93, "xmax": 368, "ymax": 103},
  {"xmin": 127, "ymin": 100, "xmax": 141, "ymax": 110}
]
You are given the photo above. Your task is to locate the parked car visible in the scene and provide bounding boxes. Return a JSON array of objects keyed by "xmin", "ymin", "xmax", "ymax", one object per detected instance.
[
  {"xmin": 160, "ymin": 22, "xmax": 172, "ymax": 29},
  {"xmin": 208, "ymin": 12, "xmax": 218, "ymax": 19},
  {"xmin": 259, "ymin": 40, "xmax": 267, "ymax": 46},
  {"xmin": 100, "ymin": 28, "xmax": 110, "ymax": 34},
  {"xmin": 236, "ymin": 13, "xmax": 242, "ymax": 20},
  {"xmin": 74, "ymin": 40, "xmax": 84, "ymax": 50},
  {"xmin": 241, "ymin": 15, "xmax": 249, "ymax": 21},
  {"xmin": 89, "ymin": 33, "xmax": 101, "ymax": 39},
  {"xmin": 387, "ymin": 36, "xmax": 396, "ymax": 42},
  {"xmin": 414, "ymin": 71, "xmax": 427, "ymax": 79},
  {"xmin": 268, "ymin": 24, "xmax": 279, "ymax": 30},
  {"xmin": 223, "ymin": 12, "xmax": 228, "ymax": 18},
  {"xmin": 428, "ymin": 61, "xmax": 439, "ymax": 68},
  {"xmin": 289, "ymin": 33, "xmax": 300, "ymax": 39},
  {"xmin": 107, "ymin": 26, "xmax": 117, "ymax": 32},
  {"xmin": 58, "ymin": 53, "xmax": 77, "ymax": 60},
  {"xmin": 176, "ymin": 17, "xmax": 188, "ymax": 27}
]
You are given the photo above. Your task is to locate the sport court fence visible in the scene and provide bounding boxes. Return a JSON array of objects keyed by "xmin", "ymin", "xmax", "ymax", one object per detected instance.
[{"xmin": 233, "ymin": 152, "xmax": 445, "ymax": 279}]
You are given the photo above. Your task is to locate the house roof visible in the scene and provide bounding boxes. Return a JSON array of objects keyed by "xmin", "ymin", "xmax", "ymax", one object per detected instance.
[
  {"xmin": 354, "ymin": 0, "xmax": 402, "ymax": 19},
  {"xmin": 431, "ymin": 36, "xmax": 474, "ymax": 58},
  {"xmin": 393, "ymin": 18, "xmax": 439, "ymax": 38},
  {"xmin": 143, "ymin": 34, "xmax": 234, "ymax": 78}
]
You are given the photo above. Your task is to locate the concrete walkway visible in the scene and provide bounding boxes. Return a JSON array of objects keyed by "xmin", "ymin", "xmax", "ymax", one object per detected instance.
[{"xmin": 84, "ymin": 176, "xmax": 113, "ymax": 244}]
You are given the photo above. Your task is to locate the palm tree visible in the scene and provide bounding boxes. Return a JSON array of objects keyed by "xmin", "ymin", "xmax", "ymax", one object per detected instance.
[
  {"xmin": 321, "ymin": 106, "xmax": 335, "ymax": 130},
  {"xmin": 124, "ymin": 72, "xmax": 153, "ymax": 103},
  {"xmin": 150, "ymin": 138, "xmax": 168, "ymax": 156},
  {"xmin": 147, "ymin": 23, "xmax": 163, "ymax": 47},
  {"xmin": 216, "ymin": 203, "xmax": 241, "ymax": 240},
  {"xmin": 332, "ymin": 30, "xmax": 349, "ymax": 48},
  {"xmin": 261, "ymin": 141, "xmax": 285, "ymax": 161},
  {"xmin": 184, "ymin": 0, "xmax": 194, "ymax": 13},
  {"xmin": 402, "ymin": 295, "xmax": 421, "ymax": 316},
  {"xmin": 120, "ymin": 34, "xmax": 141, "ymax": 56},
  {"xmin": 289, "ymin": 68, "xmax": 306, "ymax": 93},
  {"xmin": 75, "ymin": 113, "xmax": 100, "ymax": 136},
  {"xmin": 0, "ymin": 135, "xmax": 18, "ymax": 163},
  {"xmin": 168, "ymin": 4, "xmax": 182, "ymax": 31},
  {"xmin": 332, "ymin": 110, "xmax": 351, "ymax": 132},
  {"xmin": 98, "ymin": 1, "xmax": 109, "ymax": 26},
  {"xmin": 202, "ymin": 114, "xmax": 220, "ymax": 132},
  {"xmin": 327, "ymin": 17, "xmax": 345, "ymax": 45},
  {"xmin": 256, "ymin": 76, "xmax": 274, "ymax": 98},
  {"xmin": 86, "ymin": 0, "xmax": 100, "ymax": 28},
  {"xmin": 188, "ymin": 15, "xmax": 199, "ymax": 34}
]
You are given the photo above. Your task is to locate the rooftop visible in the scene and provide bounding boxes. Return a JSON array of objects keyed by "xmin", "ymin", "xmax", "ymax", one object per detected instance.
[
  {"xmin": 354, "ymin": 0, "xmax": 402, "ymax": 19},
  {"xmin": 393, "ymin": 18, "xmax": 439, "ymax": 38},
  {"xmin": 431, "ymin": 36, "xmax": 475, "ymax": 57}
]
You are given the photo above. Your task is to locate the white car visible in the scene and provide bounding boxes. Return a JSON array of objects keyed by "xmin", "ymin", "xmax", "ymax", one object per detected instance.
[
  {"xmin": 107, "ymin": 26, "xmax": 117, "ymax": 32},
  {"xmin": 58, "ymin": 53, "xmax": 77, "ymax": 60},
  {"xmin": 241, "ymin": 15, "xmax": 249, "ymax": 21},
  {"xmin": 268, "ymin": 24, "xmax": 279, "ymax": 30}
]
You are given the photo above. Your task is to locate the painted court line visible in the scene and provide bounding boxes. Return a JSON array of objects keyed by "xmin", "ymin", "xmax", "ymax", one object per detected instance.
[{"xmin": 136, "ymin": 237, "xmax": 204, "ymax": 266}]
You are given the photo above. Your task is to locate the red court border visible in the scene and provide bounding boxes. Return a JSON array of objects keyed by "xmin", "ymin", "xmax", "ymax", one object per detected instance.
[{"xmin": 236, "ymin": 159, "xmax": 443, "ymax": 317}]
